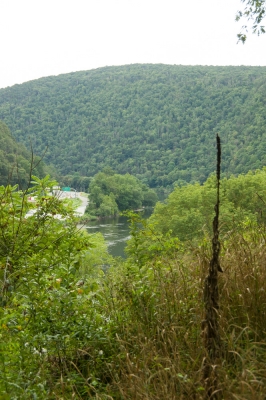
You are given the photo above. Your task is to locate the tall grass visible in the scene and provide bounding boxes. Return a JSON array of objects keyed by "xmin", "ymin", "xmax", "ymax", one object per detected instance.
[
  {"xmin": 42, "ymin": 221, "xmax": 266, "ymax": 399},
  {"xmin": 2, "ymin": 224, "xmax": 266, "ymax": 399}
]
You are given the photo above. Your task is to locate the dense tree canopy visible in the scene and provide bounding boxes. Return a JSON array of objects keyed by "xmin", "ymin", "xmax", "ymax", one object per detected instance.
[
  {"xmin": 1, "ymin": 65, "xmax": 266, "ymax": 188},
  {"xmin": 0, "ymin": 120, "xmax": 47, "ymax": 187},
  {"xmin": 87, "ymin": 170, "xmax": 158, "ymax": 216},
  {"xmin": 149, "ymin": 167, "xmax": 266, "ymax": 241}
]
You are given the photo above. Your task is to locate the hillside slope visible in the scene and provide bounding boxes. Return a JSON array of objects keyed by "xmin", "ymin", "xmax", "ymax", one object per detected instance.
[
  {"xmin": 0, "ymin": 120, "xmax": 47, "ymax": 187},
  {"xmin": 0, "ymin": 64, "xmax": 266, "ymax": 187}
]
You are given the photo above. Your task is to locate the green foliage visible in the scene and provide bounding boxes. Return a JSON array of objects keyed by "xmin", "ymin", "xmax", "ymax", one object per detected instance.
[
  {"xmin": 236, "ymin": 0, "xmax": 266, "ymax": 43},
  {"xmin": 125, "ymin": 211, "xmax": 181, "ymax": 267},
  {"xmin": 61, "ymin": 174, "xmax": 92, "ymax": 191},
  {"xmin": 142, "ymin": 189, "xmax": 159, "ymax": 206},
  {"xmin": 97, "ymin": 194, "xmax": 119, "ymax": 217},
  {"xmin": 0, "ymin": 120, "xmax": 47, "ymax": 187},
  {"xmin": 149, "ymin": 168, "xmax": 266, "ymax": 241},
  {"xmin": 1, "ymin": 174, "xmax": 266, "ymax": 398},
  {"xmin": 0, "ymin": 175, "xmax": 111, "ymax": 398},
  {"xmin": 87, "ymin": 171, "xmax": 157, "ymax": 216},
  {"xmin": 2, "ymin": 65, "xmax": 266, "ymax": 187},
  {"xmin": 88, "ymin": 216, "xmax": 266, "ymax": 399},
  {"xmin": 79, "ymin": 232, "xmax": 112, "ymax": 274}
]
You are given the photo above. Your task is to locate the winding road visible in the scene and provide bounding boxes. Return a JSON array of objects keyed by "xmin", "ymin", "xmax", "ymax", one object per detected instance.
[
  {"xmin": 25, "ymin": 191, "xmax": 89, "ymax": 218},
  {"xmin": 56, "ymin": 190, "xmax": 88, "ymax": 215},
  {"xmin": 74, "ymin": 193, "xmax": 89, "ymax": 216}
]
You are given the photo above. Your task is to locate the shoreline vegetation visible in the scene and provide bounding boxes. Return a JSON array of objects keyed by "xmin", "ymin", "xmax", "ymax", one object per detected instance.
[
  {"xmin": 84, "ymin": 169, "xmax": 157, "ymax": 219},
  {"xmin": 1, "ymin": 168, "xmax": 266, "ymax": 398},
  {"xmin": 78, "ymin": 207, "xmax": 148, "ymax": 223}
]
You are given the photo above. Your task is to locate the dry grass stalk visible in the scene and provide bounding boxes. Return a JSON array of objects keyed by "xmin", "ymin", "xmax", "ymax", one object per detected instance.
[{"xmin": 202, "ymin": 134, "xmax": 223, "ymax": 398}]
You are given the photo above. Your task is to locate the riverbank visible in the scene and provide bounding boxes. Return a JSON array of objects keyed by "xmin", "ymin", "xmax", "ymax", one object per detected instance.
[
  {"xmin": 78, "ymin": 207, "xmax": 153, "ymax": 224},
  {"xmin": 80, "ymin": 209, "xmax": 154, "ymax": 258}
]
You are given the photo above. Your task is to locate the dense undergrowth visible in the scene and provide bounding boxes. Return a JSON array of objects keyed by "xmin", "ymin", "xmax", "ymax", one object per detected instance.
[{"xmin": 1, "ymin": 176, "xmax": 266, "ymax": 399}]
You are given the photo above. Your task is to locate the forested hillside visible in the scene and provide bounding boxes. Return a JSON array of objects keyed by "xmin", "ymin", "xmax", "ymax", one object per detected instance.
[
  {"xmin": 0, "ymin": 64, "xmax": 266, "ymax": 187},
  {"xmin": 0, "ymin": 121, "xmax": 46, "ymax": 187}
]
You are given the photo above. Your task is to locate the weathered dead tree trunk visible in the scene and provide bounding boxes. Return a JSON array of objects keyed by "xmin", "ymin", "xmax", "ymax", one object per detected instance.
[{"xmin": 202, "ymin": 134, "xmax": 223, "ymax": 399}]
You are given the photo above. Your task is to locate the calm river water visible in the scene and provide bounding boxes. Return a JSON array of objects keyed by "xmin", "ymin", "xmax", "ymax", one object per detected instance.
[
  {"xmin": 85, "ymin": 216, "xmax": 131, "ymax": 258},
  {"xmin": 85, "ymin": 211, "xmax": 152, "ymax": 258}
]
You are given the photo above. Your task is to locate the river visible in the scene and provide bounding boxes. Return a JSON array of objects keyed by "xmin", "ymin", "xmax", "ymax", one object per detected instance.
[
  {"xmin": 85, "ymin": 210, "xmax": 152, "ymax": 258},
  {"xmin": 85, "ymin": 216, "xmax": 130, "ymax": 257}
]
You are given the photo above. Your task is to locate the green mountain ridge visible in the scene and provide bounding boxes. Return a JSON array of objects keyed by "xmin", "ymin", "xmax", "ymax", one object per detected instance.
[{"xmin": 0, "ymin": 64, "xmax": 266, "ymax": 187}]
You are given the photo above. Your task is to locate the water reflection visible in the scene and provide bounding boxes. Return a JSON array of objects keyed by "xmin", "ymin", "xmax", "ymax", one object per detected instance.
[
  {"xmin": 85, "ymin": 210, "xmax": 153, "ymax": 258},
  {"xmin": 85, "ymin": 216, "xmax": 130, "ymax": 258}
]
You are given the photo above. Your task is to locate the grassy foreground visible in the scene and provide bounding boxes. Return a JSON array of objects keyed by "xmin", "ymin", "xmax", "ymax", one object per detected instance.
[
  {"xmin": 78, "ymin": 221, "xmax": 265, "ymax": 400},
  {"xmin": 2, "ymin": 224, "xmax": 266, "ymax": 399},
  {"xmin": 1, "ymin": 177, "xmax": 266, "ymax": 399}
]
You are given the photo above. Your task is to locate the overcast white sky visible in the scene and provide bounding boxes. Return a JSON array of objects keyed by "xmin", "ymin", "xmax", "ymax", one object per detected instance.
[{"xmin": 1, "ymin": 0, "xmax": 266, "ymax": 89}]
